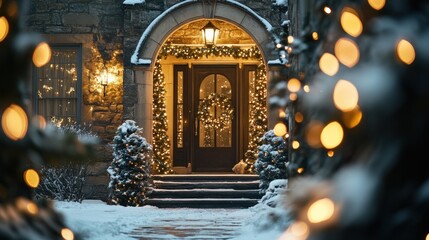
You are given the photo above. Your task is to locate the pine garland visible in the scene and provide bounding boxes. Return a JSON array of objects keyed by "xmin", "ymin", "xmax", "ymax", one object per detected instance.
[{"xmin": 152, "ymin": 59, "xmax": 173, "ymax": 174}]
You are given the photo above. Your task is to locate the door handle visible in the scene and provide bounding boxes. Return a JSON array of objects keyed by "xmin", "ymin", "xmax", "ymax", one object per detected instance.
[{"xmin": 195, "ymin": 117, "xmax": 198, "ymax": 136}]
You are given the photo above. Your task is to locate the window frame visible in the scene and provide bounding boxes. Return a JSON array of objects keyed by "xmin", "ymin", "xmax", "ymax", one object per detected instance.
[{"xmin": 32, "ymin": 44, "xmax": 83, "ymax": 124}]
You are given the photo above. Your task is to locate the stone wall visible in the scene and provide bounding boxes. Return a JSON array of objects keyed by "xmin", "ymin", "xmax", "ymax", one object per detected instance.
[
  {"xmin": 25, "ymin": 0, "xmax": 285, "ymax": 200},
  {"xmin": 26, "ymin": 0, "xmax": 125, "ymax": 200}
]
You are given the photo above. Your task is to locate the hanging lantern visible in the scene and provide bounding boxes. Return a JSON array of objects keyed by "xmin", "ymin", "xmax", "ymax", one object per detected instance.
[{"xmin": 201, "ymin": 21, "xmax": 219, "ymax": 47}]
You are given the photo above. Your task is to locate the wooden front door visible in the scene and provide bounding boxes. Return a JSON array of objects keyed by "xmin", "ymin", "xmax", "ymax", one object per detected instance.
[
  {"xmin": 193, "ymin": 65, "xmax": 237, "ymax": 172},
  {"xmin": 173, "ymin": 64, "xmax": 257, "ymax": 172}
]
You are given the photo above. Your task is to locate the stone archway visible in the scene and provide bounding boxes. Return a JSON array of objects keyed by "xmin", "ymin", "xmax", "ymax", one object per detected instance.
[{"xmin": 126, "ymin": 0, "xmax": 277, "ymax": 143}]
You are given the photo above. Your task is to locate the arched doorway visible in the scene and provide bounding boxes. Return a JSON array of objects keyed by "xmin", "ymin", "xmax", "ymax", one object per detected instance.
[{"xmin": 129, "ymin": 0, "xmax": 276, "ymax": 173}]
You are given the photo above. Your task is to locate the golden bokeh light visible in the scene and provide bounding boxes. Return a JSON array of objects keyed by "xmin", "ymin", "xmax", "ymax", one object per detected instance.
[
  {"xmin": 312, "ymin": 32, "xmax": 319, "ymax": 40},
  {"xmin": 279, "ymin": 109, "xmax": 286, "ymax": 118},
  {"xmin": 306, "ymin": 121, "xmax": 324, "ymax": 148},
  {"xmin": 368, "ymin": 0, "xmax": 386, "ymax": 10},
  {"xmin": 324, "ymin": 6, "xmax": 332, "ymax": 14},
  {"xmin": 288, "ymin": 78, "xmax": 301, "ymax": 92},
  {"xmin": 276, "ymin": 43, "xmax": 282, "ymax": 49},
  {"xmin": 288, "ymin": 36, "xmax": 294, "ymax": 44},
  {"xmin": 297, "ymin": 168, "xmax": 304, "ymax": 174},
  {"xmin": 274, "ymin": 122, "xmax": 287, "ymax": 137},
  {"xmin": 303, "ymin": 85, "xmax": 310, "ymax": 93},
  {"xmin": 340, "ymin": 8, "xmax": 363, "ymax": 37},
  {"xmin": 289, "ymin": 93, "xmax": 298, "ymax": 101},
  {"xmin": 295, "ymin": 112, "xmax": 304, "ymax": 123},
  {"xmin": 320, "ymin": 121, "xmax": 344, "ymax": 149},
  {"xmin": 26, "ymin": 202, "xmax": 39, "ymax": 215},
  {"xmin": 426, "ymin": 233, "xmax": 429, "ymax": 240},
  {"xmin": 0, "ymin": 16, "xmax": 9, "ymax": 42},
  {"xmin": 327, "ymin": 150, "xmax": 335, "ymax": 157},
  {"xmin": 33, "ymin": 42, "xmax": 52, "ymax": 67},
  {"xmin": 24, "ymin": 169, "xmax": 40, "ymax": 188},
  {"xmin": 61, "ymin": 228, "xmax": 75, "ymax": 240},
  {"xmin": 342, "ymin": 106, "xmax": 362, "ymax": 128},
  {"xmin": 292, "ymin": 140, "xmax": 300, "ymax": 149},
  {"xmin": 35, "ymin": 115, "xmax": 47, "ymax": 129},
  {"xmin": 289, "ymin": 221, "xmax": 309, "ymax": 237},
  {"xmin": 333, "ymin": 79, "xmax": 359, "ymax": 112},
  {"xmin": 278, "ymin": 221, "xmax": 309, "ymax": 240},
  {"xmin": 307, "ymin": 198, "xmax": 336, "ymax": 224},
  {"xmin": 1, "ymin": 104, "xmax": 28, "ymax": 141},
  {"xmin": 319, "ymin": 53, "xmax": 339, "ymax": 76},
  {"xmin": 397, "ymin": 39, "xmax": 415, "ymax": 65},
  {"xmin": 335, "ymin": 38, "xmax": 360, "ymax": 68}
]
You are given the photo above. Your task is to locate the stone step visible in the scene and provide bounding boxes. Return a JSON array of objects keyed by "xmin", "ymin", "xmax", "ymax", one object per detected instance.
[
  {"xmin": 146, "ymin": 198, "xmax": 259, "ymax": 208},
  {"xmin": 153, "ymin": 174, "xmax": 259, "ymax": 182},
  {"xmin": 153, "ymin": 180, "xmax": 259, "ymax": 190},
  {"xmin": 149, "ymin": 189, "xmax": 262, "ymax": 199}
]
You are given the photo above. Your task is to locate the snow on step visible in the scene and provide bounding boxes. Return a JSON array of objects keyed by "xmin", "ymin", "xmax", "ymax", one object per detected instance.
[{"xmin": 148, "ymin": 174, "xmax": 261, "ymax": 208}]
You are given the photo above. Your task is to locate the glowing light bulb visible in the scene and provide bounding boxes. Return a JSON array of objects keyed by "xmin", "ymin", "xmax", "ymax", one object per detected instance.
[
  {"xmin": 61, "ymin": 228, "xmax": 75, "ymax": 240},
  {"xmin": 303, "ymin": 85, "xmax": 310, "ymax": 93},
  {"xmin": 335, "ymin": 38, "xmax": 360, "ymax": 68},
  {"xmin": 24, "ymin": 169, "xmax": 40, "ymax": 188},
  {"xmin": 297, "ymin": 168, "xmax": 304, "ymax": 174},
  {"xmin": 33, "ymin": 42, "xmax": 51, "ymax": 67},
  {"xmin": 312, "ymin": 32, "xmax": 319, "ymax": 40},
  {"xmin": 307, "ymin": 198, "xmax": 336, "ymax": 223},
  {"xmin": 1, "ymin": 104, "xmax": 28, "ymax": 141},
  {"xmin": 324, "ymin": 6, "xmax": 332, "ymax": 14},
  {"xmin": 397, "ymin": 39, "xmax": 415, "ymax": 65},
  {"xmin": 327, "ymin": 150, "xmax": 334, "ymax": 157},
  {"xmin": 342, "ymin": 106, "xmax": 362, "ymax": 128},
  {"xmin": 320, "ymin": 121, "xmax": 344, "ymax": 149},
  {"xmin": 287, "ymin": 78, "xmax": 301, "ymax": 92},
  {"xmin": 0, "ymin": 16, "xmax": 9, "ymax": 42},
  {"xmin": 292, "ymin": 141, "xmax": 300, "ymax": 149},
  {"xmin": 340, "ymin": 8, "xmax": 363, "ymax": 37},
  {"xmin": 368, "ymin": 0, "xmax": 386, "ymax": 10},
  {"xmin": 273, "ymin": 122, "xmax": 287, "ymax": 137},
  {"xmin": 295, "ymin": 112, "xmax": 304, "ymax": 123},
  {"xmin": 333, "ymin": 79, "xmax": 359, "ymax": 112},
  {"xmin": 319, "ymin": 53, "xmax": 339, "ymax": 76}
]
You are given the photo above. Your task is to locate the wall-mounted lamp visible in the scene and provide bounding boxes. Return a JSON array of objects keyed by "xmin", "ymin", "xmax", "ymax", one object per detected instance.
[
  {"xmin": 100, "ymin": 66, "xmax": 109, "ymax": 97},
  {"xmin": 201, "ymin": 21, "xmax": 219, "ymax": 47}
]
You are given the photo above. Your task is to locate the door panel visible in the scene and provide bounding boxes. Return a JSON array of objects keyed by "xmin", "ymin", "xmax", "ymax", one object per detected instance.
[{"xmin": 193, "ymin": 65, "xmax": 237, "ymax": 172}]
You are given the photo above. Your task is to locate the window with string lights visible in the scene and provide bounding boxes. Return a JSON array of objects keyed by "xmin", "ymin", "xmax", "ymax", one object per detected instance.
[{"xmin": 32, "ymin": 45, "xmax": 82, "ymax": 125}]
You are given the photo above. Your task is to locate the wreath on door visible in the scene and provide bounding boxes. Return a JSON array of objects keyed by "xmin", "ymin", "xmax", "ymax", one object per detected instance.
[{"xmin": 197, "ymin": 93, "xmax": 234, "ymax": 130}]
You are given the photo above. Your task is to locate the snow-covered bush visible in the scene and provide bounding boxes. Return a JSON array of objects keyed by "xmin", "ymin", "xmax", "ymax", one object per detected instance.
[
  {"xmin": 260, "ymin": 179, "xmax": 288, "ymax": 207},
  {"xmin": 34, "ymin": 123, "xmax": 99, "ymax": 202},
  {"xmin": 107, "ymin": 120, "xmax": 153, "ymax": 206},
  {"xmin": 255, "ymin": 130, "xmax": 289, "ymax": 194}
]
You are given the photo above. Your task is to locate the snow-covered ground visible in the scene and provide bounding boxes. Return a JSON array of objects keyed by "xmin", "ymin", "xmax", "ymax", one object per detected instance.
[{"xmin": 55, "ymin": 200, "xmax": 284, "ymax": 240}]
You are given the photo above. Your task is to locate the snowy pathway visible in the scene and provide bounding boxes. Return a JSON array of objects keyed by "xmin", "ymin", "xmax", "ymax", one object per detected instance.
[{"xmin": 55, "ymin": 200, "xmax": 263, "ymax": 240}]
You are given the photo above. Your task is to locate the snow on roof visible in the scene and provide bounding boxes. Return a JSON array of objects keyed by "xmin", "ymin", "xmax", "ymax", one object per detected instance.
[
  {"xmin": 123, "ymin": 0, "xmax": 145, "ymax": 5},
  {"xmin": 131, "ymin": 0, "xmax": 275, "ymax": 65}
]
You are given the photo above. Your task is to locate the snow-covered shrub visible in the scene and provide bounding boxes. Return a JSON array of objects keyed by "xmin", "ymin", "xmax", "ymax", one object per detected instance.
[
  {"xmin": 260, "ymin": 179, "xmax": 288, "ymax": 207},
  {"xmin": 107, "ymin": 120, "xmax": 153, "ymax": 206},
  {"xmin": 34, "ymin": 123, "xmax": 99, "ymax": 202},
  {"xmin": 255, "ymin": 130, "xmax": 289, "ymax": 194}
]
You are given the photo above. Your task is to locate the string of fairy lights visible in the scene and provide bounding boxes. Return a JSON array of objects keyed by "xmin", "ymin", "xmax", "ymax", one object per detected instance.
[
  {"xmin": 272, "ymin": 0, "xmax": 422, "ymax": 238},
  {"xmin": 153, "ymin": 43, "xmax": 268, "ymax": 174},
  {"xmin": 0, "ymin": 1, "xmax": 76, "ymax": 239}
]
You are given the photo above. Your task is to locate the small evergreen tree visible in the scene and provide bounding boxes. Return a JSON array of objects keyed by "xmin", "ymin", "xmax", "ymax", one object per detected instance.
[
  {"xmin": 255, "ymin": 130, "xmax": 289, "ymax": 194},
  {"xmin": 107, "ymin": 120, "xmax": 153, "ymax": 206}
]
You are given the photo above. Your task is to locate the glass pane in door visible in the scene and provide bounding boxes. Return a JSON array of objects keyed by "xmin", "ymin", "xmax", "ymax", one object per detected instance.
[{"xmin": 198, "ymin": 74, "xmax": 232, "ymax": 148}]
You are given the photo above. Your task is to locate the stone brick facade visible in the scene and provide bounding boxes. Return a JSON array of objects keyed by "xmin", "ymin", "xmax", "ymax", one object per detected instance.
[{"xmin": 25, "ymin": 0, "xmax": 287, "ymax": 200}]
